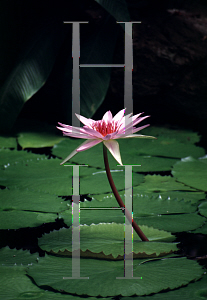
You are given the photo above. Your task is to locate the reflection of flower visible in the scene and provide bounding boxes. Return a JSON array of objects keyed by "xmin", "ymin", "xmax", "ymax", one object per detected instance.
[{"xmin": 57, "ymin": 108, "xmax": 155, "ymax": 165}]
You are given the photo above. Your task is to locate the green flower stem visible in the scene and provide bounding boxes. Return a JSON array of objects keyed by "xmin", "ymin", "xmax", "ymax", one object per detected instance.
[{"xmin": 103, "ymin": 144, "xmax": 149, "ymax": 242}]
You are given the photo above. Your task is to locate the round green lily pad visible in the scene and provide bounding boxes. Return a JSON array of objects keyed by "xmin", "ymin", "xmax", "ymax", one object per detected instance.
[
  {"xmin": 27, "ymin": 254, "xmax": 203, "ymax": 297},
  {"xmin": 172, "ymin": 156, "xmax": 207, "ymax": 192},
  {"xmin": 38, "ymin": 223, "xmax": 177, "ymax": 259}
]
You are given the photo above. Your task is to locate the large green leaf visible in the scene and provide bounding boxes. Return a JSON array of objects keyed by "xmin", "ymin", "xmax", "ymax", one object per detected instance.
[
  {"xmin": 0, "ymin": 189, "xmax": 69, "ymax": 213},
  {"xmin": 0, "ymin": 21, "xmax": 65, "ymax": 132},
  {"xmin": 0, "ymin": 210, "xmax": 58, "ymax": 230},
  {"xmin": 0, "ymin": 247, "xmax": 101, "ymax": 300},
  {"xmin": 0, "ymin": 152, "xmax": 144, "ymax": 195},
  {"xmin": 0, "ymin": 135, "xmax": 17, "ymax": 149},
  {"xmin": 142, "ymin": 126, "xmax": 201, "ymax": 144},
  {"xmin": 15, "ymin": 119, "xmax": 64, "ymax": 148},
  {"xmin": 81, "ymin": 190, "xmax": 205, "ymax": 232},
  {"xmin": 136, "ymin": 175, "xmax": 198, "ymax": 192},
  {"xmin": 52, "ymin": 138, "xmax": 179, "ymax": 172},
  {"xmin": 172, "ymin": 156, "xmax": 207, "ymax": 191},
  {"xmin": 62, "ymin": 15, "xmax": 119, "ymax": 124},
  {"xmin": 38, "ymin": 224, "xmax": 177, "ymax": 259},
  {"xmin": 123, "ymin": 274, "xmax": 207, "ymax": 300},
  {"xmin": 27, "ymin": 254, "xmax": 203, "ymax": 297},
  {"xmin": 53, "ymin": 124, "xmax": 204, "ymax": 171},
  {"xmin": 0, "ymin": 148, "xmax": 44, "ymax": 169},
  {"xmin": 95, "ymin": 0, "xmax": 130, "ymax": 31}
]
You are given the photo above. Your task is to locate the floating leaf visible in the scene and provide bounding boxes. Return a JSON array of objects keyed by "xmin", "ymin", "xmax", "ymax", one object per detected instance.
[
  {"xmin": 15, "ymin": 119, "xmax": 64, "ymax": 148},
  {"xmin": 123, "ymin": 273, "xmax": 207, "ymax": 300},
  {"xmin": 198, "ymin": 201, "xmax": 207, "ymax": 218},
  {"xmin": 172, "ymin": 156, "xmax": 207, "ymax": 191},
  {"xmin": 60, "ymin": 191, "xmax": 205, "ymax": 232},
  {"xmin": 52, "ymin": 124, "xmax": 205, "ymax": 171},
  {"xmin": 136, "ymin": 175, "xmax": 198, "ymax": 192},
  {"xmin": 0, "ymin": 135, "xmax": 17, "ymax": 149},
  {"xmin": 0, "ymin": 189, "xmax": 69, "ymax": 213},
  {"xmin": 27, "ymin": 254, "xmax": 203, "ymax": 297},
  {"xmin": 142, "ymin": 126, "xmax": 201, "ymax": 144},
  {"xmin": 38, "ymin": 224, "xmax": 177, "ymax": 259},
  {"xmin": 0, "ymin": 248, "xmax": 101, "ymax": 300},
  {"xmin": 0, "ymin": 154, "xmax": 143, "ymax": 195},
  {"xmin": 0, "ymin": 210, "xmax": 58, "ymax": 230},
  {"xmin": 0, "ymin": 148, "xmax": 41, "ymax": 169}
]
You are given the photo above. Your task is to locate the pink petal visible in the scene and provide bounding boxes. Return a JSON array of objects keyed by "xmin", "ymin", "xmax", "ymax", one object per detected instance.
[
  {"xmin": 61, "ymin": 132, "xmax": 96, "ymax": 139},
  {"xmin": 112, "ymin": 108, "xmax": 125, "ymax": 124},
  {"xmin": 132, "ymin": 112, "xmax": 143, "ymax": 122},
  {"xmin": 103, "ymin": 140, "xmax": 123, "ymax": 165},
  {"xmin": 132, "ymin": 115, "xmax": 150, "ymax": 127},
  {"xmin": 102, "ymin": 111, "xmax": 113, "ymax": 123},
  {"xmin": 103, "ymin": 131, "xmax": 119, "ymax": 140},
  {"xmin": 56, "ymin": 126, "xmax": 93, "ymax": 139},
  {"xmin": 132, "ymin": 124, "xmax": 150, "ymax": 133},
  {"xmin": 75, "ymin": 113, "xmax": 94, "ymax": 128},
  {"xmin": 121, "ymin": 134, "xmax": 157, "ymax": 139},
  {"xmin": 118, "ymin": 114, "xmax": 133, "ymax": 132},
  {"xmin": 82, "ymin": 127, "xmax": 104, "ymax": 139},
  {"xmin": 60, "ymin": 140, "xmax": 90, "ymax": 165},
  {"xmin": 76, "ymin": 139, "xmax": 102, "ymax": 152}
]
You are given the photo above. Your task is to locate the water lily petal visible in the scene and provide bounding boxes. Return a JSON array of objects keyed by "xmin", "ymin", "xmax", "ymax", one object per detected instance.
[
  {"xmin": 112, "ymin": 108, "xmax": 125, "ymax": 125},
  {"xmin": 60, "ymin": 140, "xmax": 91, "ymax": 165},
  {"xmin": 132, "ymin": 124, "xmax": 150, "ymax": 133},
  {"xmin": 103, "ymin": 140, "xmax": 123, "ymax": 165},
  {"xmin": 76, "ymin": 139, "xmax": 102, "ymax": 151},
  {"xmin": 82, "ymin": 127, "xmax": 104, "ymax": 139},
  {"xmin": 56, "ymin": 126, "xmax": 93, "ymax": 139},
  {"xmin": 75, "ymin": 114, "xmax": 94, "ymax": 128},
  {"xmin": 120, "ymin": 134, "xmax": 157, "ymax": 139},
  {"xmin": 132, "ymin": 115, "xmax": 150, "ymax": 127},
  {"xmin": 102, "ymin": 110, "xmax": 113, "ymax": 123},
  {"xmin": 132, "ymin": 112, "xmax": 143, "ymax": 122}
]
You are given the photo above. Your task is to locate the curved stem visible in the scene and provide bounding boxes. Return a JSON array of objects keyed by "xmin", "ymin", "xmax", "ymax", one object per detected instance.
[{"xmin": 103, "ymin": 144, "xmax": 149, "ymax": 241}]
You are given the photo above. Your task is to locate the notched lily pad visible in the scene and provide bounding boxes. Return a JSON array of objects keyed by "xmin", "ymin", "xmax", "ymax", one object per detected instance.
[
  {"xmin": 0, "ymin": 135, "xmax": 17, "ymax": 149},
  {"xmin": 172, "ymin": 156, "xmax": 207, "ymax": 192},
  {"xmin": 38, "ymin": 223, "xmax": 177, "ymax": 259},
  {"xmin": 137, "ymin": 175, "xmax": 198, "ymax": 192},
  {"xmin": 27, "ymin": 254, "xmax": 203, "ymax": 297}
]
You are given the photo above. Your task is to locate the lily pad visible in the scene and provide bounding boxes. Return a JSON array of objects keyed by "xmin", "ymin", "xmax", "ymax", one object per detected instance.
[
  {"xmin": 172, "ymin": 156, "xmax": 207, "ymax": 192},
  {"xmin": 58, "ymin": 188, "xmax": 204, "ymax": 232},
  {"xmin": 142, "ymin": 126, "xmax": 201, "ymax": 144},
  {"xmin": 0, "ymin": 247, "xmax": 102, "ymax": 300},
  {"xmin": 0, "ymin": 189, "xmax": 68, "ymax": 229},
  {"xmin": 15, "ymin": 119, "xmax": 64, "ymax": 148},
  {"xmin": 135, "ymin": 175, "xmax": 198, "ymax": 192},
  {"xmin": 0, "ymin": 189, "xmax": 69, "ymax": 213},
  {"xmin": 191, "ymin": 222, "xmax": 207, "ymax": 234},
  {"xmin": 0, "ymin": 156, "xmax": 144, "ymax": 195},
  {"xmin": 0, "ymin": 148, "xmax": 42, "ymax": 169},
  {"xmin": 38, "ymin": 224, "xmax": 177, "ymax": 259},
  {"xmin": 123, "ymin": 273, "xmax": 207, "ymax": 300},
  {"xmin": 27, "ymin": 254, "xmax": 203, "ymax": 297},
  {"xmin": 198, "ymin": 201, "xmax": 207, "ymax": 218},
  {"xmin": 0, "ymin": 210, "xmax": 58, "ymax": 229},
  {"xmin": 0, "ymin": 135, "xmax": 17, "ymax": 149},
  {"xmin": 52, "ymin": 126, "xmax": 205, "ymax": 170}
]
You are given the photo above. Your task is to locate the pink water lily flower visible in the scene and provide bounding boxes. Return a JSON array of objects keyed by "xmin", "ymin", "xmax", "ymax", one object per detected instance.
[{"xmin": 57, "ymin": 108, "xmax": 155, "ymax": 165}]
